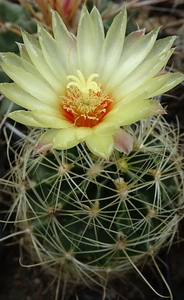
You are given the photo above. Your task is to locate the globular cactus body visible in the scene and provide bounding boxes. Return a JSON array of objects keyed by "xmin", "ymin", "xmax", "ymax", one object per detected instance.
[{"xmin": 4, "ymin": 116, "xmax": 184, "ymax": 292}]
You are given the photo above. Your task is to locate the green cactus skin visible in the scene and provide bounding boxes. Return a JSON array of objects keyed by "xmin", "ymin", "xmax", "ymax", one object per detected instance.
[{"xmin": 2, "ymin": 116, "xmax": 184, "ymax": 297}]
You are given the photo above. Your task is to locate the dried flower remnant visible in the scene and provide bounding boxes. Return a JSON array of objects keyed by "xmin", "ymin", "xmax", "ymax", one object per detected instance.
[{"xmin": 18, "ymin": 0, "xmax": 84, "ymax": 33}]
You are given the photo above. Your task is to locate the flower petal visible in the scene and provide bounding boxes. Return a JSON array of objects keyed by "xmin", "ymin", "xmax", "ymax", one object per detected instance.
[
  {"xmin": 34, "ymin": 129, "xmax": 60, "ymax": 154},
  {"xmin": 53, "ymin": 128, "xmax": 79, "ymax": 149},
  {"xmin": 113, "ymin": 128, "xmax": 133, "ymax": 154},
  {"xmin": 130, "ymin": 72, "xmax": 184, "ymax": 99},
  {"xmin": 143, "ymin": 35, "xmax": 177, "ymax": 62},
  {"xmin": 98, "ymin": 8, "xmax": 127, "ymax": 83},
  {"xmin": 93, "ymin": 121, "xmax": 119, "ymax": 136},
  {"xmin": 90, "ymin": 6, "xmax": 104, "ymax": 42},
  {"xmin": 86, "ymin": 134, "xmax": 114, "ymax": 159},
  {"xmin": 0, "ymin": 83, "xmax": 60, "ymax": 114},
  {"xmin": 77, "ymin": 6, "xmax": 96, "ymax": 75},
  {"xmin": 22, "ymin": 30, "xmax": 62, "ymax": 91},
  {"xmin": 106, "ymin": 28, "xmax": 160, "ymax": 89},
  {"xmin": 8, "ymin": 110, "xmax": 71, "ymax": 128},
  {"xmin": 51, "ymin": 10, "xmax": 77, "ymax": 73},
  {"xmin": 37, "ymin": 24, "xmax": 72, "ymax": 86},
  {"xmin": 52, "ymin": 10, "xmax": 76, "ymax": 49},
  {"xmin": 123, "ymin": 29, "xmax": 146, "ymax": 47},
  {"xmin": 8, "ymin": 110, "xmax": 45, "ymax": 127},
  {"xmin": 77, "ymin": 6, "xmax": 103, "ymax": 76},
  {"xmin": 0, "ymin": 52, "xmax": 42, "ymax": 79},
  {"xmin": 75, "ymin": 127, "xmax": 92, "ymax": 141},
  {"xmin": 17, "ymin": 43, "xmax": 32, "ymax": 63},
  {"xmin": 148, "ymin": 72, "xmax": 184, "ymax": 98},
  {"xmin": 113, "ymin": 49, "xmax": 174, "ymax": 101},
  {"xmin": 107, "ymin": 98, "xmax": 165, "ymax": 126},
  {"xmin": 30, "ymin": 111, "xmax": 71, "ymax": 128},
  {"xmin": 1, "ymin": 63, "xmax": 58, "ymax": 106}
]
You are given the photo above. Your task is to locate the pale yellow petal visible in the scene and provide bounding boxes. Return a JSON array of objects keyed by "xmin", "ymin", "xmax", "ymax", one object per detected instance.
[
  {"xmin": 17, "ymin": 43, "xmax": 32, "ymax": 63},
  {"xmin": 53, "ymin": 128, "xmax": 79, "ymax": 150},
  {"xmin": 34, "ymin": 129, "xmax": 60, "ymax": 154},
  {"xmin": 77, "ymin": 6, "xmax": 95, "ymax": 76},
  {"xmin": 75, "ymin": 127, "xmax": 92, "ymax": 141},
  {"xmin": 77, "ymin": 6, "xmax": 103, "ymax": 77},
  {"xmin": 30, "ymin": 111, "xmax": 71, "ymax": 128},
  {"xmin": 8, "ymin": 110, "xmax": 45, "ymax": 127},
  {"xmin": 106, "ymin": 28, "xmax": 159, "ymax": 89},
  {"xmin": 125, "ymin": 73, "xmax": 172, "ymax": 99},
  {"xmin": 126, "ymin": 72, "xmax": 184, "ymax": 100},
  {"xmin": 0, "ymin": 83, "xmax": 59, "ymax": 114},
  {"xmin": 121, "ymin": 29, "xmax": 145, "ymax": 52},
  {"xmin": 98, "ymin": 8, "xmax": 127, "ymax": 83},
  {"xmin": 112, "ymin": 49, "xmax": 174, "ymax": 101},
  {"xmin": 93, "ymin": 121, "xmax": 119, "ymax": 136},
  {"xmin": 107, "ymin": 98, "xmax": 164, "ymax": 126},
  {"xmin": 86, "ymin": 134, "xmax": 114, "ymax": 159},
  {"xmin": 1, "ymin": 63, "xmax": 58, "ymax": 106},
  {"xmin": 52, "ymin": 10, "xmax": 76, "ymax": 48},
  {"xmin": 8, "ymin": 110, "xmax": 71, "ymax": 128},
  {"xmin": 90, "ymin": 6, "xmax": 104, "ymax": 42},
  {"xmin": 1, "ymin": 52, "xmax": 42, "ymax": 79},
  {"xmin": 148, "ymin": 73, "xmax": 184, "ymax": 98},
  {"xmin": 143, "ymin": 35, "xmax": 177, "ymax": 62},
  {"xmin": 22, "ymin": 30, "xmax": 62, "ymax": 91},
  {"xmin": 37, "ymin": 25, "xmax": 70, "ymax": 87}
]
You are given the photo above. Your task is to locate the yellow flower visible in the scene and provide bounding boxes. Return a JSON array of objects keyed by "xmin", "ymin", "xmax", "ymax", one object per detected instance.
[{"xmin": 0, "ymin": 7, "xmax": 183, "ymax": 158}]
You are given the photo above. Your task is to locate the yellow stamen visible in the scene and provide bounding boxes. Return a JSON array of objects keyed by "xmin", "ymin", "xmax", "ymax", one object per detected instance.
[{"xmin": 61, "ymin": 70, "xmax": 113, "ymax": 127}]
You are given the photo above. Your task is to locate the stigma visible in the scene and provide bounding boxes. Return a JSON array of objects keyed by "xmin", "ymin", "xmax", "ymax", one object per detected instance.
[{"xmin": 67, "ymin": 70, "xmax": 101, "ymax": 104}]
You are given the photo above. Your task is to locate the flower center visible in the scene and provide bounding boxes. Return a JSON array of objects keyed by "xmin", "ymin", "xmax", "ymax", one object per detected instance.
[{"xmin": 60, "ymin": 70, "xmax": 113, "ymax": 127}]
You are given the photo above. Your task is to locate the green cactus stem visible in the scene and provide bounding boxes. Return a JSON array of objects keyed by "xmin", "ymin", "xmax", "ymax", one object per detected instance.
[{"xmin": 1, "ymin": 115, "xmax": 184, "ymax": 298}]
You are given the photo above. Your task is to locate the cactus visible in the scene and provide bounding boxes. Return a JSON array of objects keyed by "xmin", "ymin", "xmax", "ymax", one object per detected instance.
[
  {"xmin": 0, "ymin": 3, "xmax": 184, "ymax": 299},
  {"xmin": 2, "ymin": 115, "xmax": 183, "ymax": 298}
]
